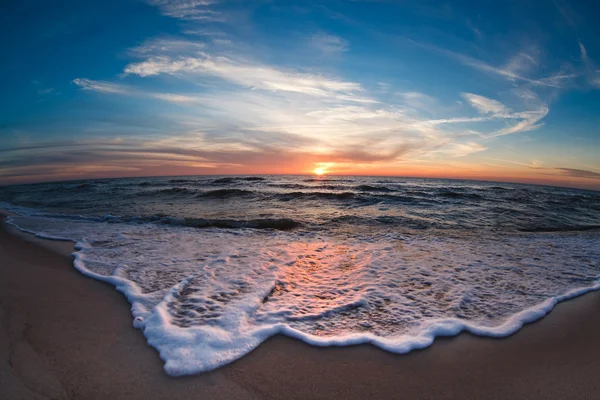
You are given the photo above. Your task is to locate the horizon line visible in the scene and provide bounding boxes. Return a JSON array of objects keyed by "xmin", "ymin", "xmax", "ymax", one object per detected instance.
[{"xmin": 1, "ymin": 173, "xmax": 599, "ymax": 192}]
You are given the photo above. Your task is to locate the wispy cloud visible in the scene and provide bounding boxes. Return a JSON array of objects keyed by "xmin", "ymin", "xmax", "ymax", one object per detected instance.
[
  {"xmin": 182, "ymin": 28, "xmax": 227, "ymax": 37},
  {"xmin": 487, "ymin": 158, "xmax": 543, "ymax": 168},
  {"xmin": 124, "ymin": 45, "xmax": 364, "ymax": 98},
  {"xmin": 72, "ymin": 78, "xmax": 130, "ymax": 94},
  {"xmin": 462, "ymin": 93, "xmax": 511, "ymax": 116},
  {"xmin": 129, "ymin": 38, "xmax": 206, "ymax": 56},
  {"xmin": 396, "ymin": 92, "xmax": 437, "ymax": 114},
  {"xmin": 555, "ymin": 0, "xmax": 581, "ymax": 27},
  {"xmin": 411, "ymin": 39, "xmax": 578, "ymax": 88},
  {"xmin": 37, "ymin": 88, "xmax": 57, "ymax": 95},
  {"xmin": 311, "ymin": 33, "xmax": 349, "ymax": 54},
  {"xmin": 555, "ymin": 167, "xmax": 600, "ymax": 180},
  {"xmin": 579, "ymin": 40, "xmax": 600, "ymax": 88},
  {"xmin": 146, "ymin": 0, "xmax": 223, "ymax": 21},
  {"xmin": 461, "ymin": 92, "xmax": 549, "ymax": 138},
  {"xmin": 414, "ymin": 36, "xmax": 600, "ymax": 92},
  {"xmin": 457, "ymin": 53, "xmax": 575, "ymax": 88},
  {"xmin": 73, "ymin": 78, "xmax": 201, "ymax": 104},
  {"xmin": 429, "ymin": 141, "xmax": 488, "ymax": 157}
]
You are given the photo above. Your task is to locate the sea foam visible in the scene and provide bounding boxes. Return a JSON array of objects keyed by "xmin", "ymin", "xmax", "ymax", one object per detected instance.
[{"xmin": 5, "ymin": 211, "xmax": 600, "ymax": 376}]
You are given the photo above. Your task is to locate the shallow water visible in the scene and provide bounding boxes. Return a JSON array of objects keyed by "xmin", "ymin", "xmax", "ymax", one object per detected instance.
[{"xmin": 1, "ymin": 175, "xmax": 599, "ymax": 375}]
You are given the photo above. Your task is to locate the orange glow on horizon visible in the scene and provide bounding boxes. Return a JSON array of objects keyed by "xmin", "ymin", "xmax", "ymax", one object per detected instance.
[{"xmin": 2, "ymin": 158, "xmax": 599, "ymax": 191}]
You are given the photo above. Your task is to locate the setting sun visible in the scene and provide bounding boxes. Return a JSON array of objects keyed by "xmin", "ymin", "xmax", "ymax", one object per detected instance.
[{"xmin": 313, "ymin": 166, "xmax": 327, "ymax": 175}]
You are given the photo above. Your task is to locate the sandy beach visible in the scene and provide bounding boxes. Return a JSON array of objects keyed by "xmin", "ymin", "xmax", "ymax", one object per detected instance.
[{"xmin": 2, "ymin": 215, "xmax": 600, "ymax": 400}]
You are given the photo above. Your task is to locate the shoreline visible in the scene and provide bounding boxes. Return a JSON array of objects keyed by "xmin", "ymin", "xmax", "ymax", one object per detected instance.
[{"xmin": 2, "ymin": 217, "xmax": 600, "ymax": 399}]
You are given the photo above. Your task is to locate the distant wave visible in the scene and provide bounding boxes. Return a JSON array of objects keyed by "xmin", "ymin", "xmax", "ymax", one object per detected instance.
[
  {"xmin": 168, "ymin": 179, "xmax": 196, "ymax": 184},
  {"xmin": 137, "ymin": 181, "xmax": 154, "ymax": 186},
  {"xmin": 269, "ymin": 183, "xmax": 342, "ymax": 190},
  {"xmin": 31, "ymin": 182, "xmax": 99, "ymax": 193},
  {"xmin": 269, "ymin": 183, "xmax": 308, "ymax": 190},
  {"xmin": 275, "ymin": 191, "xmax": 424, "ymax": 205},
  {"xmin": 327, "ymin": 215, "xmax": 431, "ymax": 229},
  {"xmin": 143, "ymin": 188, "xmax": 255, "ymax": 199},
  {"xmin": 168, "ymin": 217, "xmax": 301, "ymax": 230},
  {"xmin": 132, "ymin": 177, "xmax": 266, "ymax": 187},
  {"xmin": 161, "ymin": 187, "xmax": 196, "ymax": 195},
  {"xmin": 33, "ymin": 212, "xmax": 304, "ymax": 231},
  {"xmin": 354, "ymin": 184, "xmax": 396, "ymax": 193},
  {"xmin": 519, "ymin": 225, "xmax": 600, "ymax": 233},
  {"xmin": 212, "ymin": 177, "xmax": 266, "ymax": 184},
  {"xmin": 303, "ymin": 178, "xmax": 355, "ymax": 183},
  {"xmin": 438, "ymin": 191, "xmax": 483, "ymax": 200},
  {"xmin": 276, "ymin": 191, "xmax": 356, "ymax": 201},
  {"xmin": 196, "ymin": 189, "xmax": 255, "ymax": 199}
]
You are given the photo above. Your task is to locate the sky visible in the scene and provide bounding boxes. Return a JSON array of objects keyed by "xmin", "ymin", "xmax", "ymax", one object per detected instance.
[{"xmin": 1, "ymin": 0, "xmax": 600, "ymax": 189}]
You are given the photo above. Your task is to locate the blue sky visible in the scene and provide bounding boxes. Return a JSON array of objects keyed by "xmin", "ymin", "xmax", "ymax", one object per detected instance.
[{"xmin": 1, "ymin": 0, "xmax": 599, "ymax": 188}]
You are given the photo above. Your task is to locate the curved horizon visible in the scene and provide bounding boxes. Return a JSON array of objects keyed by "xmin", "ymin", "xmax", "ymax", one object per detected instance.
[{"xmin": 2, "ymin": 172, "xmax": 599, "ymax": 192}]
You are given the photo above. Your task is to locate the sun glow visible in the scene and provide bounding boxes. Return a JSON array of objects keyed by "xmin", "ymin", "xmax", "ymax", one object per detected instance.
[{"xmin": 313, "ymin": 166, "xmax": 327, "ymax": 175}]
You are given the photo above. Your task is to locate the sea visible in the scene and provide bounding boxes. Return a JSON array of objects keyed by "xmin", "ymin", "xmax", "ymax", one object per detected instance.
[{"xmin": 1, "ymin": 175, "xmax": 599, "ymax": 375}]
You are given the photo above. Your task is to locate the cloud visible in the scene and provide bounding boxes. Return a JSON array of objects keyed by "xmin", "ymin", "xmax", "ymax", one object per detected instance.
[
  {"xmin": 460, "ymin": 92, "xmax": 549, "ymax": 138},
  {"xmin": 555, "ymin": 168, "xmax": 600, "ymax": 180},
  {"xmin": 38, "ymin": 88, "xmax": 56, "ymax": 95},
  {"xmin": 579, "ymin": 40, "xmax": 600, "ymax": 88},
  {"xmin": 555, "ymin": 0, "xmax": 580, "ymax": 27},
  {"xmin": 417, "ymin": 38, "xmax": 600, "ymax": 91},
  {"xmin": 73, "ymin": 78, "xmax": 201, "ymax": 104},
  {"xmin": 579, "ymin": 40, "xmax": 589, "ymax": 63},
  {"xmin": 411, "ymin": 40, "xmax": 578, "ymax": 88},
  {"xmin": 396, "ymin": 92, "xmax": 437, "ymax": 113},
  {"xmin": 0, "ymin": 136, "xmax": 402, "ymax": 182},
  {"xmin": 311, "ymin": 34, "xmax": 349, "ymax": 54},
  {"xmin": 459, "ymin": 53, "xmax": 574, "ymax": 88},
  {"xmin": 212, "ymin": 38, "xmax": 232, "ymax": 46},
  {"xmin": 462, "ymin": 93, "xmax": 511, "ymax": 116},
  {"xmin": 183, "ymin": 28, "xmax": 226, "ymax": 37},
  {"xmin": 124, "ymin": 55, "xmax": 363, "ymax": 98},
  {"xmin": 502, "ymin": 50, "xmax": 539, "ymax": 77},
  {"xmin": 129, "ymin": 38, "xmax": 206, "ymax": 56},
  {"xmin": 430, "ymin": 141, "xmax": 488, "ymax": 157},
  {"xmin": 398, "ymin": 92, "xmax": 434, "ymax": 102},
  {"xmin": 146, "ymin": 0, "xmax": 222, "ymax": 21},
  {"xmin": 151, "ymin": 93, "xmax": 201, "ymax": 104},
  {"xmin": 72, "ymin": 78, "xmax": 129, "ymax": 94},
  {"xmin": 306, "ymin": 106, "xmax": 397, "ymax": 122},
  {"xmin": 487, "ymin": 158, "xmax": 543, "ymax": 168}
]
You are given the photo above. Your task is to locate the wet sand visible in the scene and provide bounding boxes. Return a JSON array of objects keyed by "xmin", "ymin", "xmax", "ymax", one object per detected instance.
[{"xmin": 1, "ymin": 215, "xmax": 600, "ymax": 400}]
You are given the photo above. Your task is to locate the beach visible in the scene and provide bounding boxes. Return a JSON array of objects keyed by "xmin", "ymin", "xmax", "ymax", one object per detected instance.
[{"xmin": 2, "ymin": 215, "xmax": 600, "ymax": 400}]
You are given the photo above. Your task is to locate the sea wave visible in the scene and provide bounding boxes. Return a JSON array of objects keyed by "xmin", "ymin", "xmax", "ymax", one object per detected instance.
[
  {"xmin": 166, "ymin": 217, "xmax": 302, "ymax": 230},
  {"xmin": 519, "ymin": 225, "xmax": 600, "ymax": 233},
  {"xmin": 196, "ymin": 188, "xmax": 255, "ymax": 199},
  {"xmin": 354, "ymin": 184, "xmax": 397, "ymax": 193},
  {"xmin": 212, "ymin": 177, "xmax": 266, "ymax": 184}
]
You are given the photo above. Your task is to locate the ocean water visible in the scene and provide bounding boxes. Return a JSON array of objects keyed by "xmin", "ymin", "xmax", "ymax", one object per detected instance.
[{"xmin": 1, "ymin": 175, "xmax": 599, "ymax": 375}]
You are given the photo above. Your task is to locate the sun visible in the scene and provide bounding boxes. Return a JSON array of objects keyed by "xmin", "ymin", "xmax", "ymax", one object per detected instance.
[{"xmin": 313, "ymin": 166, "xmax": 327, "ymax": 176}]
